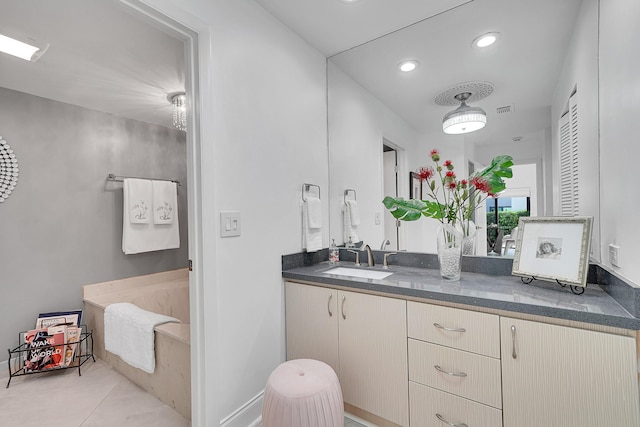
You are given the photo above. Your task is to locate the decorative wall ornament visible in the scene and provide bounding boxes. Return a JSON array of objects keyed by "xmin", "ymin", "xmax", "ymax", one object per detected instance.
[{"xmin": 0, "ymin": 135, "xmax": 19, "ymax": 203}]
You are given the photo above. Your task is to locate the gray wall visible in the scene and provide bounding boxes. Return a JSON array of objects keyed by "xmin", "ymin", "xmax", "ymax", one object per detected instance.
[{"xmin": 0, "ymin": 87, "xmax": 188, "ymax": 359}]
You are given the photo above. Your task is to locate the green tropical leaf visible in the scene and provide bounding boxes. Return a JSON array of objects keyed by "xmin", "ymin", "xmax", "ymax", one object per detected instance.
[
  {"xmin": 382, "ymin": 197, "xmax": 446, "ymax": 221},
  {"xmin": 471, "ymin": 154, "xmax": 513, "ymax": 194}
]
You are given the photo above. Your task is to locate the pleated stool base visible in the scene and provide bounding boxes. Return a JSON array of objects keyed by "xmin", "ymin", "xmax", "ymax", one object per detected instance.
[{"xmin": 262, "ymin": 359, "xmax": 344, "ymax": 427}]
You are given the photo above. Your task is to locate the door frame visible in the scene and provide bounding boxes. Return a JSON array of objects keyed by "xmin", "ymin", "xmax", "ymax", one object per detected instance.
[{"xmin": 119, "ymin": 1, "xmax": 214, "ymax": 424}]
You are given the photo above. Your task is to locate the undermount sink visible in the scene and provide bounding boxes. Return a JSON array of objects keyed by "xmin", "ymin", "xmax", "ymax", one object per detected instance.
[{"xmin": 324, "ymin": 267, "xmax": 393, "ymax": 280}]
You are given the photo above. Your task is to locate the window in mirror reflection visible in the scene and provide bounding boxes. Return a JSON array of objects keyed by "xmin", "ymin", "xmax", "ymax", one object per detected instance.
[{"xmin": 486, "ymin": 196, "xmax": 530, "ymax": 256}]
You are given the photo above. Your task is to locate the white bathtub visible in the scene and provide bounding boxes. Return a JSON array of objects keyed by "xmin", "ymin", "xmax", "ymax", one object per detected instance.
[{"xmin": 82, "ymin": 268, "xmax": 190, "ymax": 420}]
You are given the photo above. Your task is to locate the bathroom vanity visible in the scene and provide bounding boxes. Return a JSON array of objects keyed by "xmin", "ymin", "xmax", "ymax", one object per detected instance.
[{"xmin": 283, "ymin": 262, "xmax": 640, "ymax": 427}]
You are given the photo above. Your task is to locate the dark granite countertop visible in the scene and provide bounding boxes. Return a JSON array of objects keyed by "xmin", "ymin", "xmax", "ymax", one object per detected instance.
[{"xmin": 282, "ymin": 262, "xmax": 640, "ymax": 330}]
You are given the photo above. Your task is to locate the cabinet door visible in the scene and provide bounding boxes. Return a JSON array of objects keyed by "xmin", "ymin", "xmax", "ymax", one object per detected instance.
[
  {"xmin": 501, "ymin": 317, "xmax": 640, "ymax": 427},
  {"xmin": 285, "ymin": 282, "xmax": 339, "ymax": 375},
  {"xmin": 339, "ymin": 290, "xmax": 408, "ymax": 426}
]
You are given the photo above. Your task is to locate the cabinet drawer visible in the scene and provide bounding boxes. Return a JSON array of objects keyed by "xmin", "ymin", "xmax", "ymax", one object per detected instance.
[
  {"xmin": 409, "ymin": 339, "xmax": 502, "ymax": 409},
  {"xmin": 410, "ymin": 381, "xmax": 502, "ymax": 427},
  {"xmin": 407, "ymin": 301, "xmax": 500, "ymax": 357}
]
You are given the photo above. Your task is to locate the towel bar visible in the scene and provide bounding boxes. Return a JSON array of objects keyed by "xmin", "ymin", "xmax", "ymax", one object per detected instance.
[
  {"xmin": 302, "ymin": 183, "xmax": 320, "ymax": 201},
  {"xmin": 107, "ymin": 173, "xmax": 181, "ymax": 186},
  {"xmin": 344, "ymin": 189, "xmax": 356, "ymax": 203}
]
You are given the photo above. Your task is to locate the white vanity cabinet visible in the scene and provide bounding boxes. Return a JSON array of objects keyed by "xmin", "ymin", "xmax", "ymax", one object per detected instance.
[
  {"xmin": 285, "ymin": 279, "xmax": 640, "ymax": 427},
  {"xmin": 500, "ymin": 317, "xmax": 640, "ymax": 427},
  {"xmin": 285, "ymin": 282, "xmax": 409, "ymax": 426},
  {"xmin": 407, "ymin": 301, "xmax": 503, "ymax": 427}
]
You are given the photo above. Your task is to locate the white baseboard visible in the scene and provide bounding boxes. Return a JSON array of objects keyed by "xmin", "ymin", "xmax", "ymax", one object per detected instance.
[{"xmin": 220, "ymin": 390, "xmax": 263, "ymax": 427}]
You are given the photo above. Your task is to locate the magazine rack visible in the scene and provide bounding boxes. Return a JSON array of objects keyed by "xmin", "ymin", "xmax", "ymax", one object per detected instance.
[{"xmin": 6, "ymin": 325, "xmax": 95, "ymax": 388}]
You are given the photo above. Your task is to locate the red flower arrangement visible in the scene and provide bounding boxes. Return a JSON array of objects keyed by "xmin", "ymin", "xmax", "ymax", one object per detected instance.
[{"xmin": 383, "ymin": 148, "xmax": 514, "ymax": 236}]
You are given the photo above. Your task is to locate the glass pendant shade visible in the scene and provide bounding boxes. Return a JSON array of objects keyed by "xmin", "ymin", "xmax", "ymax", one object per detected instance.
[
  {"xmin": 170, "ymin": 93, "xmax": 187, "ymax": 132},
  {"xmin": 442, "ymin": 93, "xmax": 487, "ymax": 135}
]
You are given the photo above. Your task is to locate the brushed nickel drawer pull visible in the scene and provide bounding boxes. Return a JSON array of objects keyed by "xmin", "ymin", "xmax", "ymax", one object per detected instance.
[
  {"xmin": 341, "ymin": 295, "xmax": 346, "ymax": 320},
  {"xmin": 434, "ymin": 365, "xmax": 467, "ymax": 377},
  {"xmin": 511, "ymin": 325, "xmax": 517, "ymax": 359},
  {"xmin": 328, "ymin": 294, "xmax": 333, "ymax": 317},
  {"xmin": 436, "ymin": 413, "xmax": 468, "ymax": 427},
  {"xmin": 433, "ymin": 322, "xmax": 466, "ymax": 333}
]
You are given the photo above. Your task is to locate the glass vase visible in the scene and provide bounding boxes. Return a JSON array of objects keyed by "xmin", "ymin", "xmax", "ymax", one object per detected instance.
[
  {"xmin": 437, "ymin": 222, "xmax": 463, "ymax": 281},
  {"xmin": 460, "ymin": 221, "xmax": 477, "ymax": 256}
]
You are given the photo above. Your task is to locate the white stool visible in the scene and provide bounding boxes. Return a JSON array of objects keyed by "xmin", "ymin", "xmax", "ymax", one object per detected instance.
[{"xmin": 262, "ymin": 359, "xmax": 344, "ymax": 427}]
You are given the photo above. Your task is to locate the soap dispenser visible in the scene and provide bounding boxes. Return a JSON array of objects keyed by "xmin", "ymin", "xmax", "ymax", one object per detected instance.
[{"xmin": 329, "ymin": 239, "xmax": 339, "ymax": 265}]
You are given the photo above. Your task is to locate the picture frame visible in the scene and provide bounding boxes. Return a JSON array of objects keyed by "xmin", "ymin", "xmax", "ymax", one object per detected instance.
[
  {"xmin": 511, "ymin": 216, "xmax": 593, "ymax": 287},
  {"xmin": 410, "ymin": 172, "xmax": 422, "ymax": 199}
]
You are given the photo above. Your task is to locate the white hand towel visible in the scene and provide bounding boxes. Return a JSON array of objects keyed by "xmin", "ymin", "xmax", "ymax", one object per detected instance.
[
  {"xmin": 302, "ymin": 198, "xmax": 322, "ymax": 252},
  {"xmin": 104, "ymin": 302, "xmax": 180, "ymax": 374},
  {"xmin": 345, "ymin": 200, "xmax": 360, "ymax": 226},
  {"xmin": 123, "ymin": 180, "xmax": 180, "ymax": 255},
  {"xmin": 152, "ymin": 180, "xmax": 177, "ymax": 224},
  {"xmin": 343, "ymin": 203, "xmax": 359, "ymax": 244},
  {"xmin": 306, "ymin": 197, "xmax": 322, "ymax": 229},
  {"xmin": 125, "ymin": 178, "xmax": 152, "ymax": 224}
]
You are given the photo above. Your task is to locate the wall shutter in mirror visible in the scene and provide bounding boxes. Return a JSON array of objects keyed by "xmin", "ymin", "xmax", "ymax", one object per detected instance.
[{"xmin": 559, "ymin": 92, "xmax": 579, "ymax": 216}]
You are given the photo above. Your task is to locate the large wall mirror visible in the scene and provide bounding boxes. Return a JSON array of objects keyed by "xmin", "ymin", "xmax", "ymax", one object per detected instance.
[{"xmin": 327, "ymin": 0, "xmax": 600, "ymax": 260}]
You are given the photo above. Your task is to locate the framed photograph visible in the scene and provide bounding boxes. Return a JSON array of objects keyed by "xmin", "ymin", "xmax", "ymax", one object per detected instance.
[
  {"xmin": 511, "ymin": 216, "xmax": 593, "ymax": 287},
  {"xmin": 410, "ymin": 172, "xmax": 422, "ymax": 199}
]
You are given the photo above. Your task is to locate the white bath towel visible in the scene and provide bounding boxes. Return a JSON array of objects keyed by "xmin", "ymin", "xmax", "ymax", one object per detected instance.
[
  {"xmin": 104, "ymin": 302, "xmax": 180, "ymax": 374},
  {"xmin": 345, "ymin": 200, "xmax": 360, "ymax": 226},
  {"xmin": 343, "ymin": 202, "xmax": 359, "ymax": 244},
  {"xmin": 152, "ymin": 180, "xmax": 177, "ymax": 224},
  {"xmin": 125, "ymin": 178, "xmax": 152, "ymax": 224},
  {"xmin": 302, "ymin": 197, "xmax": 322, "ymax": 252},
  {"xmin": 122, "ymin": 180, "xmax": 180, "ymax": 254}
]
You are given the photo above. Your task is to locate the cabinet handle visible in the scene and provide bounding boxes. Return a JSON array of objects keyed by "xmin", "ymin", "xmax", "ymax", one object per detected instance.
[
  {"xmin": 433, "ymin": 322, "xmax": 466, "ymax": 333},
  {"xmin": 341, "ymin": 295, "xmax": 346, "ymax": 320},
  {"xmin": 434, "ymin": 365, "xmax": 467, "ymax": 377},
  {"xmin": 328, "ymin": 294, "xmax": 333, "ymax": 317},
  {"xmin": 511, "ymin": 325, "xmax": 517, "ymax": 359},
  {"xmin": 435, "ymin": 413, "xmax": 468, "ymax": 427}
]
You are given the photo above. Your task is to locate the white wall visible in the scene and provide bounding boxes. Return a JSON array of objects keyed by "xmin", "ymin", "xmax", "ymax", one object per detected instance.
[
  {"xmin": 328, "ymin": 62, "xmax": 421, "ymax": 248},
  {"xmin": 551, "ymin": 0, "xmax": 600, "ymax": 261},
  {"xmin": 599, "ymin": 0, "xmax": 640, "ymax": 284},
  {"xmin": 143, "ymin": 0, "xmax": 329, "ymax": 424}
]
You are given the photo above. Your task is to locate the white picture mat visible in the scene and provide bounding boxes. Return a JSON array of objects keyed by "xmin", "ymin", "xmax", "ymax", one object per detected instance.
[{"xmin": 517, "ymin": 222, "xmax": 584, "ymax": 282}]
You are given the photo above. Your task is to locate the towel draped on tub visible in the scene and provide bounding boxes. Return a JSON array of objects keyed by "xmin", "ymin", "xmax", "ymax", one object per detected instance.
[{"xmin": 104, "ymin": 302, "xmax": 180, "ymax": 374}]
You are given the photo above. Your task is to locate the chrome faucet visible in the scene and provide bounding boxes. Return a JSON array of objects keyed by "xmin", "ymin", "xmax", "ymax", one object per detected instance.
[
  {"xmin": 362, "ymin": 244, "xmax": 375, "ymax": 267},
  {"xmin": 347, "ymin": 250, "xmax": 361, "ymax": 266},
  {"xmin": 380, "ymin": 239, "xmax": 390, "ymax": 250}
]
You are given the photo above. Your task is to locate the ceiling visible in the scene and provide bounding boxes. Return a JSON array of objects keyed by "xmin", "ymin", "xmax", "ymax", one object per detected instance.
[
  {"xmin": 0, "ymin": 0, "xmax": 184, "ymax": 128},
  {"xmin": 0, "ymin": 0, "xmax": 583, "ymax": 143},
  {"xmin": 258, "ymin": 0, "xmax": 584, "ymax": 144}
]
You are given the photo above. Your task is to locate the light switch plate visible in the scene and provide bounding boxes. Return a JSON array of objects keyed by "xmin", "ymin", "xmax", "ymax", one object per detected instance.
[
  {"xmin": 609, "ymin": 244, "xmax": 620, "ymax": 267},
  {"xmin": 220, "ymin": 211, "xmax": 241, "ymax": 237}
]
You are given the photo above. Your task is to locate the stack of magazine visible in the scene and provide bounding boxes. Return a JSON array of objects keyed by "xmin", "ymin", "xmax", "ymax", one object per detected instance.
[{"xmin": 23, "ymin": 310, "xmax": 83, "ymax": 372}]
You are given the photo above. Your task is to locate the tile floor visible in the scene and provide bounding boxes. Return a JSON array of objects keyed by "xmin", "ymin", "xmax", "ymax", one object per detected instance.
[
  {"xmin": 1, "ymin": 357, "xmax": 374, "ymax": 427},
  {"xmin": 0, "ymin": 357, "xmax": 190, "ymax": 427}
]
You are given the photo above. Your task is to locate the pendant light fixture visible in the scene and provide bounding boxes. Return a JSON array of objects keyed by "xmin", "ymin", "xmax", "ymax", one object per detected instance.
[
  {"xmin": 442, "ymin": 92, "xmax": 487, "ymax": 134},
  {"xmin": 168, "ymin": 92, "xmax": 187, "ymax": 132},
  {"xmin": 434, "ymin": 81, "xmax": 494, "ymax": 135}
]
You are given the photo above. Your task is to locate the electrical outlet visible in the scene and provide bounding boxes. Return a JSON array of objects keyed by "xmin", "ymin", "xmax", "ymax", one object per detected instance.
[
  {"xmin": 609, "ymin": 244, "xmax": 620, "ymax": 267},
  {"xmin": 375, "ymin": 212, "xmax": 382, "ymax": 225}
]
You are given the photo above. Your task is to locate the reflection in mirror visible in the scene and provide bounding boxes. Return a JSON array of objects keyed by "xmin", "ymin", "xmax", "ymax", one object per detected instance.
[{"xmin": 327, "ymin": 0, "xmax": 600, "ymax": 260}]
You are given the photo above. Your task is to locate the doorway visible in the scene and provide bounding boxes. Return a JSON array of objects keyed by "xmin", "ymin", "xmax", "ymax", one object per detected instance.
[{"xmin": 383, "ymin": 141, "xmax": 399, "ymax": 250}]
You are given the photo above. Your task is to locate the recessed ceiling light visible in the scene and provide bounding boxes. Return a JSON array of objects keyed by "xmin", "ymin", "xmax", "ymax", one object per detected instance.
[
  {"xmin": 473, "ymin": 32, "xmax": 500, "ymax": 48},
  {"xmin": 0, "ymin": 32, "xmax": 49, "ymax": 62},
  {"xmin": 339, "ymin": 0, "xmax": 362, "ymax": 4},
  {"xmin": 398, "ymin": 60, "xmax": 420, "ymax": 72}
]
